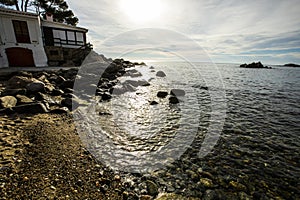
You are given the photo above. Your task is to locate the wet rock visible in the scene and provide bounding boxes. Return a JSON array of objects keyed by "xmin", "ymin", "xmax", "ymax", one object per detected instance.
[
  {"xmin": 0, "ymin": 96, "xmax": 17, "ymax": 108},
  {"xmin": 169, "ymin": 96, "xmax": 179, "ymax": 104},
  {"xmin": 170, "ymin": 89, "xmax": 185, "ymax": 96},
  {"xmin": 156, "ymin": 193, "xmax": 198, "ymax": 200},
  {"xmin": 138, "ymin": 80, "xmax": 150, "ymax": 86},
  {"xmin": 13, "ymin": 103, "xmax": 48, "ymax": 113},
  {"xmin": 112, "ymin": 85, "xmax": 126, "ymax": 95},
  {"xmin": 229, "ymin": 181, "xmax": 247, "ymax": 191},
  {"xmin": 146, "ymin": 180, "xmax": 159, "ymax": 196},
  {"xmin": 157, "ymin": 91, "xmax": 168, "ymax": 98},
  {"xmin": 16, "ymin": 95, "xmax": 33, "ymax": 104},
  {"xmin": 51, "ymin": 89, "xmax": 64, "ymax": 96},
  {"xmin": 202, "ymin": 190, "xmax": 219, "ymax": 200},
  {"xmin": 1, "ymin": 88, "xmax": 26, "ymax": 96},
  {"xmin": 60, "ymin": 80, "xmax": 74, "ymax": 90},
  {"xmin": 26, "ymin": 81, "xmax": 45, "ymax": 93},
  {"xmin": 61, "ymin": 98, "xmax": 80, "ymax": 110},
  {"xmin": 199, "ymin": 178, "xmax": 214, "ymax": 188},
  {"xmin": 150, "ymin": 101, "xmax": 158, "ymax": 105},
  {"xmin": 50, "ymin": 107, "xmax": 69, "ymax": 114},
  {"xmin": 186, "ymin": 169, "xmax": 198, "ymax": 180},
  {"xmin": 156, "ymin": 71, "xmax": 166, "ymax": 77},
  {"xmin": 238, "ymin": 192, "xmax": 251, "ymax": 200},
  {"xmin": 140, "ymin": 195, "xmax": 152, "ymax": 200},
  {"xmin": 101, "ymin": 92, "xmax": 112, "ymax": 101}
]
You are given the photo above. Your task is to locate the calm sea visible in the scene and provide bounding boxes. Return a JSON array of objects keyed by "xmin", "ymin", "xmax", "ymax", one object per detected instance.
[{"xmin": 81, "ymin": 62, "xmax": 300, "ymax": 198}]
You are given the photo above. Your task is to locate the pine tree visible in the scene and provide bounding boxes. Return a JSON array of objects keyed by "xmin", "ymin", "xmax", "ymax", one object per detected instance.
[{"xmin": 0, "ymin": 0, "xmax": 78, "ymax": 25}]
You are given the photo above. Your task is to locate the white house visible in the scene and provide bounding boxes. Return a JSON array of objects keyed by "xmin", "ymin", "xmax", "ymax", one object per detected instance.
[
  {"xmin": 0, "ymin": 7, "xmax": 92, "ymax": 68},
  {"xmin": 0, "ymin": 8, "xmax": 48, "ymax": 68}
]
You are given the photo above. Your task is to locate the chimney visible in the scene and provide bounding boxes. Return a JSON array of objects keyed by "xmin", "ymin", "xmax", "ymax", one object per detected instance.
[{"xmin": 46, "ymin": 12, "xmax": 53, "ymax": 22}]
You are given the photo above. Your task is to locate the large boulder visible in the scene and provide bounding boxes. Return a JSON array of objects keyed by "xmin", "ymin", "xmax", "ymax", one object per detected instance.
[
  {"xmin": 13, "ymin": 103, "xmax": 48, "ymax": 114},
  {"xmin": 26, "ymin": 81, "xmax": 45, "ymax": 93},
  {"xmin": 0, "ymin": 96, "xmax": 17, "ymax": 108},
  {"xmin": 7, "ymin": 76, "xmax": 33, "ymax": 89}
]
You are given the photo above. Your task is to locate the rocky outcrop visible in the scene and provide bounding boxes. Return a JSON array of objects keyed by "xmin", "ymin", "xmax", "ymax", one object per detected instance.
[
  {"xmin": 283, "ymin": 63, "xmax": 300, "ymax": 67},
  {"xmin": 240, "ymin": 62, "xmax": 271, "ymax": 69},
  {"xmin": 0, "ymin": 58, "xmax": 136, "ymax": 114}
]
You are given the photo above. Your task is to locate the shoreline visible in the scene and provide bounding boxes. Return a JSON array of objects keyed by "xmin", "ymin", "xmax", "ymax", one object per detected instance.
[{"xmin": 1, "ymin": 59, "xmax": 299, "ymax": 199}]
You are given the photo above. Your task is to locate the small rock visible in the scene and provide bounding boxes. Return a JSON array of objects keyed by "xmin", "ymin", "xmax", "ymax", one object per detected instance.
[
  {"xmin": 61, "ymin": 98, "xmax": 80, "ymax": 110},
  {"xmin": 169, "ymin": 96, "xmax": 179, "ymax": 104},
  {"xmin": 138, "ymin": 80, "xmax": 150, "ymax": 86},
  {"xmin": 16, "ymin": 95, "xmax": 33, "ymax": 104},
  {"xmin": 51, "ymin": 89, "xmax": 64, "ymax": 96},
  {"xmin": 229, "ymin": 181, "xmax": 247, "ymax": 191},
  {"xmin": 156, "ymin": 71, "xmax": 166, "ymax": 77},
  {"xmin": 2, "ymin": 89, "xmax": 26, "ymax": 96},
  {"xmin": 199, "ymin": 178, "xmax": 214, "ymax": 188},
  {"xmin": 149, "ymin": 66, "xmax": 155, "ymax": 69},
  {"xmin": 101, "ymin": 92, "xmax": 112, "ymax": 101},
  {"xmin": 146, "ymin": 180, "xmax": 159, "ymax": 196},
  {"xmin": 0, "ymin": 96, "xmax": 17, "ymax": 108},
  {"xmin": 170, "ymin": 89, "xmax": 185, "ymax": 96},
  {"xmin": 60, "ymin": 80, "xmax": 74, "ymax": 90},
  {"xmin": 26, "ymin": 81, "xmax": 45, "ymax": 93},
  {"xmin": 50, "ymin": 107, "xmax": 69, "ymax": 114},
  {"xmin": 157, "ymin": 91, "xmax": 168, "ymax": 98}
]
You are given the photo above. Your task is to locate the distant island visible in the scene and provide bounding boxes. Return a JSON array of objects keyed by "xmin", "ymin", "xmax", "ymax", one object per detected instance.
[
  {"xmin": 283, "ymin": 63, "xmax": 300, "ymax": 67},
  {"xmin": 240, "ymin": 62, "xmax": 271, "ymax": 69}
]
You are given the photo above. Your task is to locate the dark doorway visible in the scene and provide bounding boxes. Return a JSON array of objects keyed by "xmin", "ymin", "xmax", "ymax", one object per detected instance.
[
  {"xmin": 43, "ymin": 27, "xmax": 54, "ymax": 46},
  {"xmin": 6, "ymin": 47, "xmax": 35, "ymax": 67}
]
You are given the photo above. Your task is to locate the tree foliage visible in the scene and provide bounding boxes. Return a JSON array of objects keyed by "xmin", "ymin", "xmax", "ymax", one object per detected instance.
[{"xmin": 0, "ymin": 0, "xmax": 78, "ymax": 25}]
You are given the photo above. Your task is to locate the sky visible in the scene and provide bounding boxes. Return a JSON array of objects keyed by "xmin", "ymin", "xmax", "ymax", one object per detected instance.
[{"xmin": 67, "ymin": 0, "xmax": 300, "ymax": 64}]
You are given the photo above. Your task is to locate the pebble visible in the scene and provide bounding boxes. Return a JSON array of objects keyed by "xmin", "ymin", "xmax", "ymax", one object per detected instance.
[{"xmin": 199, "ymin": 178, "xmax": 214, "ymax": 188}]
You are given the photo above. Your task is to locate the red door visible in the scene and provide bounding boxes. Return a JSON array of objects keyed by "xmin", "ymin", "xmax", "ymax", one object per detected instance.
[{"xmin": 5, "ymin": 47, "xmax": 35, "ymax": 67}]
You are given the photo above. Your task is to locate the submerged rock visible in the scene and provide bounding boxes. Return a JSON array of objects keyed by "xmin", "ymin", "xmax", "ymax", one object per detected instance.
[
  {"xmin": 157, "ymin": 91, "xmax": 168, "ymax": 98},
  {"xmin": 170, "ymin": 89, "xmax": 185, "ymax": 96},
  {"xmin": 150, "ymin": 101, "xmax": 159, "ymax": 105},
  {"xmin": 156, "ymin": 71, "xmax": 166, "ymax": 77},
  {"xmin": 169, "ymin": 96, "xmax": 179, "ymax": 104}
]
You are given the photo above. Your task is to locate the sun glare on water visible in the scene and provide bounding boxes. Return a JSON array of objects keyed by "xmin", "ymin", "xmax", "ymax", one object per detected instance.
[{"xmin": 119, "ymin": 0, "xmax": 163, "ymax": 23}]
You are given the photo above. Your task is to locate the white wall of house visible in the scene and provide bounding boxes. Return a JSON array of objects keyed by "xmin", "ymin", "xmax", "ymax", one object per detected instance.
[{"xmin": 0, "ymin": 9, "xmax": 48, "ymax": 68}]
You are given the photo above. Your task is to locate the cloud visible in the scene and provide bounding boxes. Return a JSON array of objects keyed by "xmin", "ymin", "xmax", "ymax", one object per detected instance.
[{"xmin": 67, "ymin": 0, "xmax": 300, "ymax": 64}]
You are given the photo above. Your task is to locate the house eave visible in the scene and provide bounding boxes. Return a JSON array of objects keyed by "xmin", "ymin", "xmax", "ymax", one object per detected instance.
[
  {"xmin": 0, "ymin": 7, "xmax": 38, "ymax": 19},
  {"xmin": 41, "ymin": 20, "xmax": 88, "ymax": 33}
]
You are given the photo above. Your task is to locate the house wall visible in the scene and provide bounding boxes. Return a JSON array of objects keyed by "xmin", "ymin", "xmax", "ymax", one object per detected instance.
[{"xmin": 0, "ymin": 12, "xmax": 48, "ymax": 68}]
